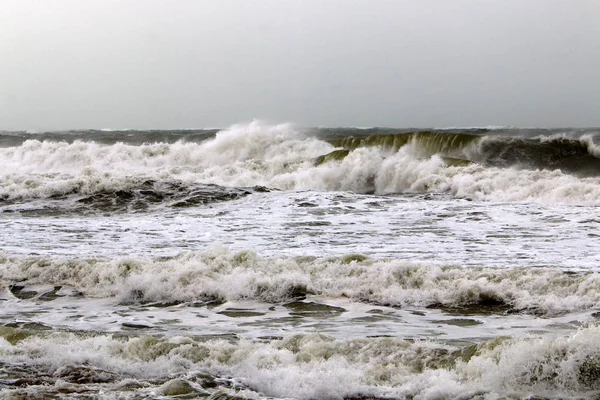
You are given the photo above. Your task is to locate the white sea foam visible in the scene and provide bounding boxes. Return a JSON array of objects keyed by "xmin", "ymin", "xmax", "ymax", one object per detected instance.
[
  {"xmin": 2, "ymin": 325, "xmax": 600, "ymax": 399},
  {"xmin": 2, "ymin": 249, "xmax": 599, "ymax": 315},
  {"xmin": 581, "ymin": 134, "xmax": 600, "ymax": 158}
]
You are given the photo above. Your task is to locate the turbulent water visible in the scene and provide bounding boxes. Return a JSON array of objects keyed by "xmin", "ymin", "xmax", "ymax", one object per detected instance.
[{"xmin": 2, "ymin": 122, "xmax": 600, "ymax": 399}]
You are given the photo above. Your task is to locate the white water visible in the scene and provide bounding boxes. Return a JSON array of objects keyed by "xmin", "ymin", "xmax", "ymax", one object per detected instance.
[
  {"xmin": 2, "ymin": 122, "xmax": 600, "ymax": 399},
  {"xmin": 2, "ymin": 326, "xmax": 600, "ymax": 399}
]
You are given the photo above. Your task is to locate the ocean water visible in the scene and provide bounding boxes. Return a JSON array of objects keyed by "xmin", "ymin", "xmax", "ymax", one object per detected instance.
[{"xmin": 1, "ymin": 121, "xmax": 600, "ymax": 399}]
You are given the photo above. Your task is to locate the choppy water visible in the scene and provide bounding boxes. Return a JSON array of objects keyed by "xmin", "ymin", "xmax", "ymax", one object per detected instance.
[{"xmin": 2, "ymin": 122, "xmax": 600, "ymax": 399}]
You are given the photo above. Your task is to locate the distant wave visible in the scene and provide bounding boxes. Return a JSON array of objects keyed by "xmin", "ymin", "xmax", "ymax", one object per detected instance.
[
  {"xmin": 433, "ymin": 125, "xmax": 518, "ymax": 130},
  {"xmin": 2, "ymin": 122, "xmax": 600, "ymax": 206}
]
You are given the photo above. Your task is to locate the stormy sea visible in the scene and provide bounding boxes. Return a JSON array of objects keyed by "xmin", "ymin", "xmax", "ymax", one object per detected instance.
[{"xmin": 2, "ymin": 121, "xmax": 600, "ymax": 399}]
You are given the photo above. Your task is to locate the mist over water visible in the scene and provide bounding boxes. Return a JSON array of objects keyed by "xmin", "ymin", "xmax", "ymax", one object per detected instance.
[{"xmin": 2, "ymin": 122, "xmax": 600, "ymax": 399}]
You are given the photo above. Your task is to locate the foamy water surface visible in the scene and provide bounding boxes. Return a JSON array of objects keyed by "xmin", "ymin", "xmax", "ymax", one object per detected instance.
[{"xmin": 1, "ymin": 122, "xmax": 600, "ymax": 399}]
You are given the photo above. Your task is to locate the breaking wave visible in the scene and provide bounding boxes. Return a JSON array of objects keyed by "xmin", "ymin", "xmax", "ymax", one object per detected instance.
[
  {"xmin": 1, "ymin": 122, "xmax": 600, "ymax": 207},
  {"xmin": 2, "ymin": 248, "xmax": 600, "ymax": 315},
  {"xmin": 2, "ymin": 325, "xmax": 600, "ymax": 399},
  {"xmin": 329, "ymin": 130, "xmax": 600, "ymax": 176}
]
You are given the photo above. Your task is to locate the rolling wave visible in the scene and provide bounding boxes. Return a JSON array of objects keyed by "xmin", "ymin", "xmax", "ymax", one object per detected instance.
[
  {"xmin": 328, "ymin": 130, "xmax": 600, "ymax": 176},
  {"xmin": 2, "ymin": 317, "xmax": 600, "ymax": 399},
  {"xmin": 1, "ymin": 122, "xmax": 600, "ymax": 207},
  {"xmin": 2, "ymin": 249, "xmax": 599, "ymax": 315}
]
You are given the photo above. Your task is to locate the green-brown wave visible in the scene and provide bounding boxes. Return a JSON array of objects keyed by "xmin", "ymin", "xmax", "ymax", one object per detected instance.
[
  {"xmin": 329, "ymin": 131, "xmax": 480, "ymax": 154},
  {"xmin": 315, "ymin": 131, "xmax": 479, "ymax": 166}
]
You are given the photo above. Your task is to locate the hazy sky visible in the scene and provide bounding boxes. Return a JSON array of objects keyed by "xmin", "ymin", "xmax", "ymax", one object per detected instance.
[{"xmin": 1, "ymin": 0, "xmax": 599, "ymax": 130}]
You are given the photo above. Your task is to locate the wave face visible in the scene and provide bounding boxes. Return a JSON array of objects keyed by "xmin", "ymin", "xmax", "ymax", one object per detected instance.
[
  {"xmin": 329, "ymin": 130, "xmax": 600, "ymax": 176},
  {"xmin": 1, "ymin": 122, "xmax": 600, "ymax": 208}
]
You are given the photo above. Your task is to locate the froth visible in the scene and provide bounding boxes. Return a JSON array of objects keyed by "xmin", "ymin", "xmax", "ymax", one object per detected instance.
[
  {"xmin": 3, "ymin": 326, "xmax": 600, "ymax": 398},
  {"xmin": 2, "ymin": 249, "xmax": 600, "ymax": 315}
]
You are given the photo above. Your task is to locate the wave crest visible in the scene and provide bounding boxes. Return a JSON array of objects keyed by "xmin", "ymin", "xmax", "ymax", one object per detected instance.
[{"xmin": 2, "ymin": 123, "xmax": 600, "ymax": 205}]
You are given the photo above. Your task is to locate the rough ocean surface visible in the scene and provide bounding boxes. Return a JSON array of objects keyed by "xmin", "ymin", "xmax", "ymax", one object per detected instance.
[{"xmin": 1, "ymin": 122, "xmax": 600, "ymax": 399}]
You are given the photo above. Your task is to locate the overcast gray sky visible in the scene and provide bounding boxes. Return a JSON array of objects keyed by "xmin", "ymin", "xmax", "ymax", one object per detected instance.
[{"xmin": 1, "ymin": 0, "xmax": 599, "ymax": 130}]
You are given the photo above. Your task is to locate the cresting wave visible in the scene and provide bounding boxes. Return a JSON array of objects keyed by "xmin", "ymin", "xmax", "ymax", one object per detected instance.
[
  {"xmin": 2, "ymin": 325, "xmax": 600, "ymax": 399},
  {"xmin": 2, "ymin": 249, "xmax": 600, "ymax": 315},
  {"xmin": 1, "ymin": 122, "xmax": 600, "ymax": 206},
  {"xmin": 327, "ymin": 130, "xmax": 600, "ymax": 176}
]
